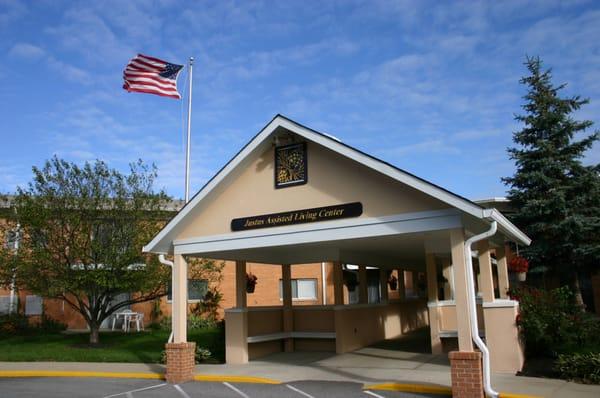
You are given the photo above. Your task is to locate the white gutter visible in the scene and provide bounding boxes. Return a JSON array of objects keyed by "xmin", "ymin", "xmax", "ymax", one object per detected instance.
[
  {"xmin": 158, "ymin": 255, "xmax": 175, "ymax": 344},
  {"xmin": 464, "ymin": 220, "xmax": 499, "ymax": 398},
  {"xmin": 321, "ymin": 262, "xmax": 327, "ymax": 305}
]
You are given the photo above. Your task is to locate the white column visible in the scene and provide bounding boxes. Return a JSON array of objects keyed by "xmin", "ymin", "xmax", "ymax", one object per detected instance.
[
  {"xmin": 450, "ymin": 229, "xmax": 474, "ymax": 352},
  {"xmin": 235, "ymin": 260, "xmax": 247, "ymax": 308},
  {"xmin": 333, "ymin": 262, "xmax": 344, "ymax": 305},
  {"xmin": 426, "ymin": 253, "xmax": 442, "ymax": 354},
  {"xmin": 282, "ymin": 264, "xmax": 294, "ymax": 352},
  {"xmin": 358, "ymin": 265, "xmax": 368, "ymax": 304},
  {"xmin": 496, "ymin": 245, "xmax": 510, "ymax": 299},
  {"xmin": 477, "ymin": 240, "xmax": 495, "ymax": 302},
  {"xmin": 379, "ymin": 268, "xmax": 389, "ymax": 303},
  {"xmin": 173, "ymin": 255, "xmax": 188, "ymax": 343}
]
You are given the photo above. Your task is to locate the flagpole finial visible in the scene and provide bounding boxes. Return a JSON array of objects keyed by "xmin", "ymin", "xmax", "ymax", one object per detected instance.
[{"xmin": 189, "ymin": 56, "xmax": 194, "ymax": 65}]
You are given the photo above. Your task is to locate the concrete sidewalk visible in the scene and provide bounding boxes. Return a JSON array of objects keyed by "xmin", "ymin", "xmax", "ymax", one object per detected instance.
[
  {"xmin": 2, "ymin": 352, "xmax": 600, "ymax": 397},
  {"xmin": 195, "ymin": 350, "xmax": 600, "ymax": 398}
]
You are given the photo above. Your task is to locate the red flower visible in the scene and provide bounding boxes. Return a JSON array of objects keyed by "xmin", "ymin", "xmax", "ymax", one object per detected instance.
[{"xmin": 508, "ymin": 255, "xmax": 529, "ymax": 273}]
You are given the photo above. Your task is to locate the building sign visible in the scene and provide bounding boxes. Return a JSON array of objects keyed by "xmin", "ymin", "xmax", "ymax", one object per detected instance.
[
  {"xmin": 231, "ymin": 202, "xmax": 363, "ymax": 231},
  {"xmin": 275, "ymin": 142, "xmax": 307, "ymax": 188}
]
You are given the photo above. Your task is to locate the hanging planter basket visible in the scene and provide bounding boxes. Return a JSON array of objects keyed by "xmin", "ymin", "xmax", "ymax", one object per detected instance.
[
  {"xmin": 509, "ymin": 255, "xmax": 529, "ymax": 283},
  {"xmin": 246, "ymin": 273, "xmax": 257, "ymax": 294}
]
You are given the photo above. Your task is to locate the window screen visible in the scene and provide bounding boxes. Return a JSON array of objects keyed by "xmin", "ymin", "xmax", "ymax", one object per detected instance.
[
  {"xmin": 168, "ymin": 279, "xmax": 208, "ymax": 301},
  {"xmin": 279, "ymin": 279, "xmax": 317, "ymax": 300},
  {"xmin": 0, "ymin": 296, "xmax": 10, "ymax": 314},
  {"xmin": 25, "ymin": 295, "xmax": 42, "ymax": 315}
]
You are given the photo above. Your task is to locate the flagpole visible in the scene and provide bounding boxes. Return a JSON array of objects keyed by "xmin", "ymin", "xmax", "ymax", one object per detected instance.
[{"xmin": 184, "ymin": 57, "xmax": 193, "ymax": 203}]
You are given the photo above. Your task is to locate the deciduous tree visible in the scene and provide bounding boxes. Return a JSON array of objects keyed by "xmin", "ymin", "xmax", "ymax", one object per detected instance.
[{"xmin": 0, "ymin": 157, "xmax": 172, "ymax": 343}]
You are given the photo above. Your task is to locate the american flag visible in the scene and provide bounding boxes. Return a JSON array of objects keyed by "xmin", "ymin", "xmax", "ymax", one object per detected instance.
[{"xmin": 123, "ymin": 54, "xmax": 183, "ymax": 99}]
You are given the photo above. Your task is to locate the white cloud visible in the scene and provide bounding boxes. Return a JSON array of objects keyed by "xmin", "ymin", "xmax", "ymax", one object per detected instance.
[{"xmin": 8, "ymin": 43, "xmax": 45, "ymax": 59}]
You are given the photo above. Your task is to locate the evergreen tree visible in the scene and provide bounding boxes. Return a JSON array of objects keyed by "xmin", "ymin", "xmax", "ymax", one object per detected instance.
[{"xmin": 503, "ymin": 56, "xmax": 600, "ymax": 307}]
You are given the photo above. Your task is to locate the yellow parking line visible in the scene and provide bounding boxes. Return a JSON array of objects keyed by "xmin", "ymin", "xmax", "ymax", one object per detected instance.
[
  {"xmin": 0, "ymin": 370, "xmax": 164, "ymax": 379},
  {"xmin": 364, "ymin": 382, "xmax": 452, "ymax": 395},
  {"xmin": 194, "ymin": 374, "xmax": 281, "ymax": 384}
]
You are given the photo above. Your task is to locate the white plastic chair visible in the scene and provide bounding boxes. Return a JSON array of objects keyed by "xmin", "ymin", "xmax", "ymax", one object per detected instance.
[{"xmin": 127, "ymin": 312, "xmax": 144, "ymax": 332}]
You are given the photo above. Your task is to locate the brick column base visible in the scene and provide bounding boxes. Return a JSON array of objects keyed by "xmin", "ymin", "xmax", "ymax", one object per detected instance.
[
  {"xmin": 165, "ymin": 342, "xmax": 196, "ymax": 383},
  {"xmin": 449, "ymin": 351, "xmax": 484, "ymax": 398}
]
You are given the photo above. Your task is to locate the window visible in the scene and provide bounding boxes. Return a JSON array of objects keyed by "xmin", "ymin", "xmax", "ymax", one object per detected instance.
[
  {"xmin": 167, "ymin": 279, "xmax": 208, "ymax": 302},
  {"xmin": 0, "ymin": 296, "xmax": 10, "ymax": 315},
  {"xmin": 4, "ymin": 230, "xmax": 18, "ymax": 250},
  {"xmin": 25, "ymin": 295, "xmax": 42, "ymax": 315},
  {"xmin": 279, "ymin": 278, "xmax": 318, "ymax": 300}
]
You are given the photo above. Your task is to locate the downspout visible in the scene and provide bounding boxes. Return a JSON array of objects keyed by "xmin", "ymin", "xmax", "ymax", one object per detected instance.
[
  {"xmin": 464, "ymin": 220, "xmax": 498, "ymax": 398},
  {"xmin": 321, "ymin": 262, "xmax": 327, "ymax": 305},
  {"xmin": 158, "ymin": 255, "xmax": 175, "ymax": 344}
]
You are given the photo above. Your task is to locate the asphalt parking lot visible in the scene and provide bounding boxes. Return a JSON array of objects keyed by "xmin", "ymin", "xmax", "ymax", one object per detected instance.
[{"xmin": 0, "ymin": 377, "xmax": 441, "ymax": 398}]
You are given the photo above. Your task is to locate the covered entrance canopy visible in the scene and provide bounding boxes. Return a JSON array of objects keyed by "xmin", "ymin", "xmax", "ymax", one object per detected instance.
[{"xmin": 144, "ymin": 115, "xmax": 530, "ymax": 380}]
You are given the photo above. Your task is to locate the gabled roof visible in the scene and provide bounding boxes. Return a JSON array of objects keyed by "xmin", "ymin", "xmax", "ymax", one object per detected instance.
[{"xmin": 144, "ymin": 114, "xmax": 530, "ymax": 253}]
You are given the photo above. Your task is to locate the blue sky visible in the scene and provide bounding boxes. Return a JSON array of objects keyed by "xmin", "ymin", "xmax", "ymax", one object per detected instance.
[{"xmin": 1, "ymin": 0, "xmax": 599, "ymax": 200}]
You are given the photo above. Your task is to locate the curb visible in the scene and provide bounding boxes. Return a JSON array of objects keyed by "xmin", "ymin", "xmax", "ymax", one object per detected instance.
[
  {"xmin": 0, "ymin": 370, "xmax": 164, "ymax": 380},
  {"xmin": 364, "ymin": 383, "xmax": 542, "ymax": 398},
  {"xmin": 364, "ymin": 382, "xmax": 452, "ymax": 396},
  {"xmin": 0, "ymin": 370, "xmax": 280, "ymax": 385}
]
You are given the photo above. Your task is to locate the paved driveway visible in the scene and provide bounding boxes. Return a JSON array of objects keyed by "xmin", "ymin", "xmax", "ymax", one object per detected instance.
[{"xmin": 0, "ymin": 377, "xmax": 439, "ymax": 398}]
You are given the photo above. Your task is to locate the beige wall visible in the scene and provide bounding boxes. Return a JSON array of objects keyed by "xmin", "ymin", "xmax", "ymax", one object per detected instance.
[
  {"xmin": 334, "ymin": 300, "xmax": 428, "ymax": 353},
  {"xmin": 483, "ymin": 304, "xmax": 525, "ymax": 373},
  {"xmin": 176, "ymin": 141, "xmax": 449, "ymax": 240},
  {"xmin": 438, "ymin": 303, "xmax": 484, "ymax": 332}
]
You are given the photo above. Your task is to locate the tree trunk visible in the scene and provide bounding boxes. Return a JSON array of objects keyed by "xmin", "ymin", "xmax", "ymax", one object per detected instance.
[
  {"xmin": 572, "ymin": 272, "xmax": 586, "ymax": 311},
  {"xmin": 89, "ymin": 324, "xmax": 100, "ymax": 345}
]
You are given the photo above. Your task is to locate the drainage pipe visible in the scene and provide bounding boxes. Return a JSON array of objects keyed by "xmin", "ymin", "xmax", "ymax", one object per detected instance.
[
  {"xmin": 158, "ymin": 255, "xmax": 175, "ymax": 344},
  {"xmin": 464, "ymin": 221, "xmax": 499, "ymax": 398},
  {"xmin": 321, "ymin": 262, "xmax": 327, "ymax": 305}
]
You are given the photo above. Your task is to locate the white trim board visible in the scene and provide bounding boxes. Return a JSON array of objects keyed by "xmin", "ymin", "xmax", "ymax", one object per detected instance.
[
  {"xmin": 144, "ymin": 115, "xmax": 531, "ymax": 253},
  {"xmin": 173, "ymin": 210, "xmax": 462, "ymax": 255}
]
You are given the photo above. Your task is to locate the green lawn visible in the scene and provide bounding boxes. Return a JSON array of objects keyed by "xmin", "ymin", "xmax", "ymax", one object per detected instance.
[{"xmin": 0, "ymin": 328, "xmax": 225, "ymax": 363}]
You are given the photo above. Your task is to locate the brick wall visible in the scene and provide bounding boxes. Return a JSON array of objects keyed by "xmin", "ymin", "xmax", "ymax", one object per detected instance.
[{"xmin": 449, "ymin": 351, "xmax": 483, "ymax": 398}]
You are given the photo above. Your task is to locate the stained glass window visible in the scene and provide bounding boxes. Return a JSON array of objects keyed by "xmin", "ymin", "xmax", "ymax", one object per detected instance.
[{"xmin": 275, "ymin": 142, "xmax": 307, "ymax": 188}]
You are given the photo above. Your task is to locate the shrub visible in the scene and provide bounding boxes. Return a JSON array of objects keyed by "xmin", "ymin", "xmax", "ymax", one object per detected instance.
[
  {"xmin": 159, "ymin": 315, "xmax": 216, "ymax": 331},
  {"xmin": 509, "ymin": 286, "xmax": 600, "ymax": 356},
  {"xmin": 188, "ymin": 314, "xmax": 216, "ymax": 330},
  {"xmin": 510, "ymin": 286, "xmax": 600, "ymax": 356},
  {"xmin": 160, "ymin": 346, "xmax": 212, "ymax": 364},
  {"xmin": 555, "ymin": 352, "xmax": 600, "ymax": 384},
  {"xmin": 0, "ymin": 313, "xmax": 29, "ymax": 334},
  {"xmin": 39, "ymin": 315, "xmax": 67, "ymax": 333}
]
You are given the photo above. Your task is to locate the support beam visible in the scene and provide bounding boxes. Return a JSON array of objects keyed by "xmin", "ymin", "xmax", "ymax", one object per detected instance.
[
  {"xmin": 450, "ymin": 228, "xmax": 474, "ymax": 352},
  {"xmin": 397, "ymin": 269, "xmax": 406, "ymax": 300},
  {"xmin": 166, "ymin": 255, "xmax": 195, "ymax": 383},
  {"xmin": 172, "ymin": 254, "xmax": 188, "ymax": 343},
  {"xmin": 442, "ymin": 258, "xmax": 454, "ymax": 300},
  {"xmin": 477, "ymin": 240, "xmax": 495, "ymax": 302},
  {"xmin": 282, "ymin": 264, "xmax": 294, "ymax": 352},
  {"xmin": 358, "ymin": 265, "xmax": 368, "ymax": 304},
  {"xmin": 235, "ymin": 260, "xmax": 247, "ymax": 309},
  {"xmin": 379, "ymin": 268, "xmax": 389, "ymax": 303},
  {"xmin": 412, "ymin": 270, "xmax": 420, "ymax": 297},
  {"xmin": 426, "ymin": 253, "xmax": 442, "ymax": 354},
  {"xmin": 333, "ymin": 261, "xmax": 344, "ymax": 305},
  {"xmin": 496, "ymin": 245, "xmax": 510, "ymax": 299}
]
